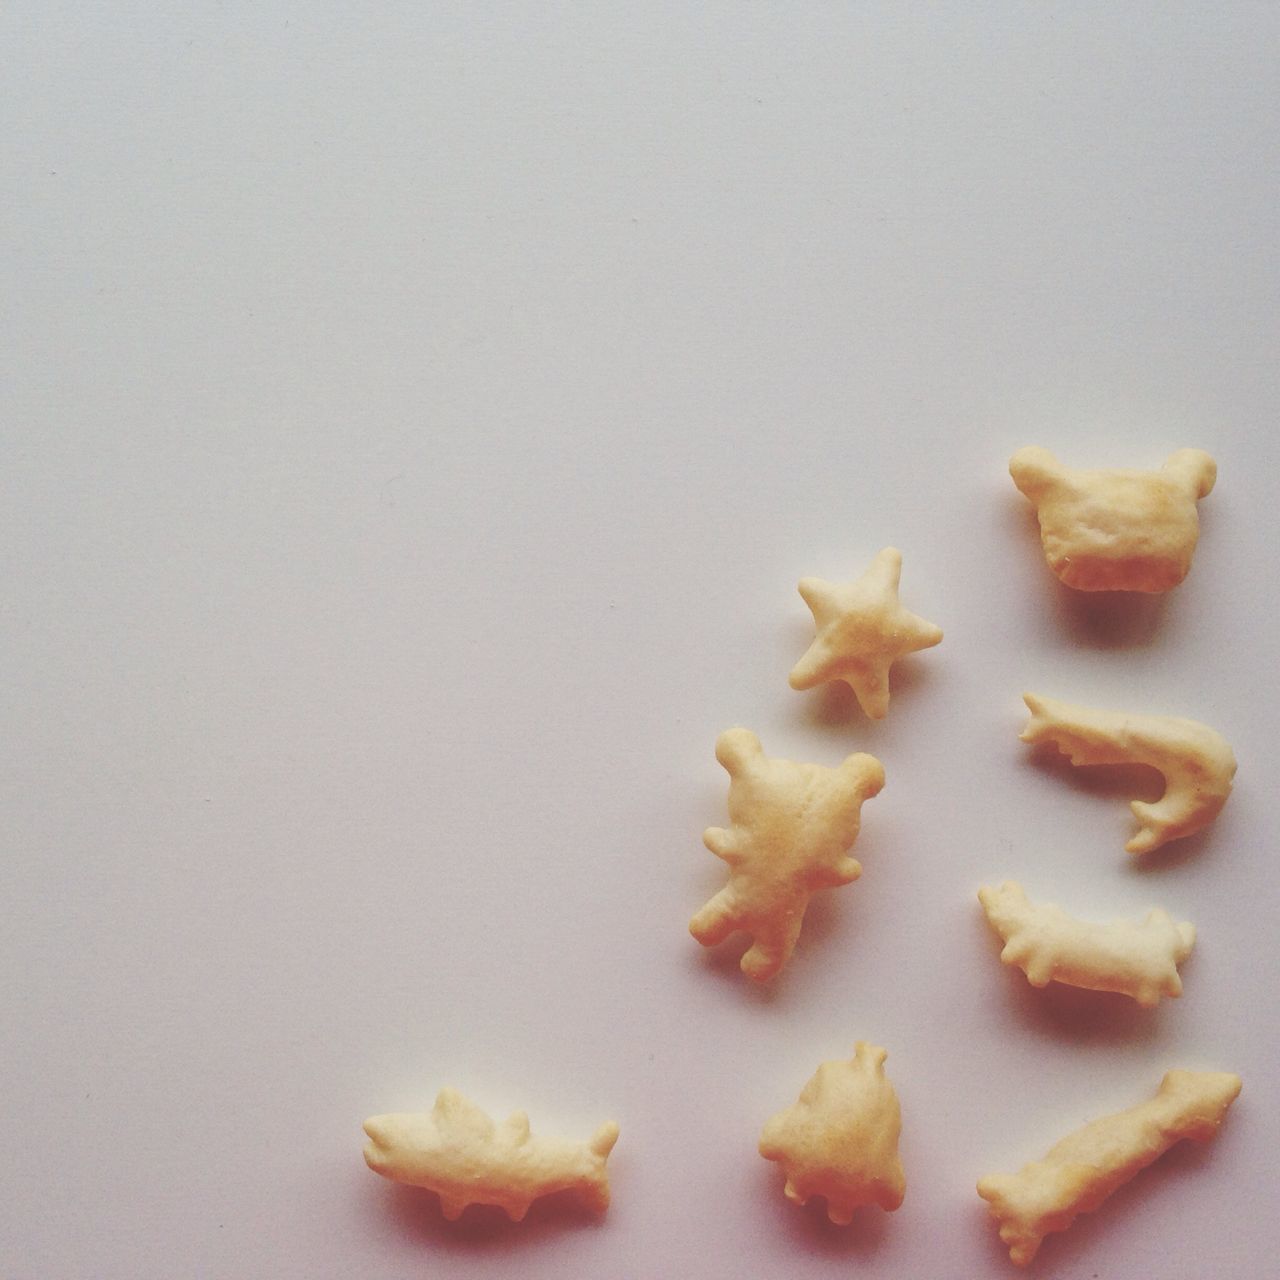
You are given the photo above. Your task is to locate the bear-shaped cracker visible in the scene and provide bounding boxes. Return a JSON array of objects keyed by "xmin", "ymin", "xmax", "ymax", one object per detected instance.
[{"xmin": 1009, "ymin": 446, "xmax": 1216, "ymax": 592}]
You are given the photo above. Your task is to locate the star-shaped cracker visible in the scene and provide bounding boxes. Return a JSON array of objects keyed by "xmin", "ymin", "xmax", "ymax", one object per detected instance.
[
  {"xmin": 689, "ymin": 728, "xmax": 884, "ymax": 981},
  {"xmin": 759, "ymin": 1043, "xmax": 906, "ymax": 1224},
  {"xmin": 789, "ymin": 547, "xmax": 942, "ymax": 719}
]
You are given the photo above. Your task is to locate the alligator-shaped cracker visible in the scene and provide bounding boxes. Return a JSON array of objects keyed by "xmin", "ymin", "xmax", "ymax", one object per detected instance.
[
  {"xmin": 978, "ymin": 881, "xmax": 1195, "ymax": 1007},
  {"xmin": 1021, "ymin": 693, "xmax": 1236, "ymax": 854},
  {"xmin": 759, "ymin": 1042, "xmax": 906, "ymax": 1224},
  {"xmin": 978, "ymin": 1069, "xmax": 1241, "ymax": 1265},
  {"xmin": 363, "ymin": 1088, "xmax": 619, "ymax": 1221},
  {"xmin": 690, "ymin": 728, "xmax": 884, "ymax": 981},
  {"xmin": 1009, "ymin": 446, "xmax": 1216, "ymax": 592}
]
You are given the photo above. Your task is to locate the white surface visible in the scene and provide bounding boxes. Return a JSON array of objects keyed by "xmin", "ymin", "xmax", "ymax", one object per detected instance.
[{"xmin": 3, "ymin": 4, "xmax": 1278, "ymax": 1277}]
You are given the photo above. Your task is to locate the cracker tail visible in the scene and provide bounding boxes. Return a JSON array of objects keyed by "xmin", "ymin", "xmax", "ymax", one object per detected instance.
[{"xmin": 1019, "ymin": 691, "xmax": 1054, "ymax": 742}]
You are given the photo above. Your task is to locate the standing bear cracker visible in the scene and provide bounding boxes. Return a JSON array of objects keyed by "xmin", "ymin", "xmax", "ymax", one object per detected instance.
[
  {"xmin": 1009, "ymin": 446, "xmax": 1216, "ymax": 592},
  {"xmin": 690, "ymin": 728, "xmax": 884, "ymax": 981}
]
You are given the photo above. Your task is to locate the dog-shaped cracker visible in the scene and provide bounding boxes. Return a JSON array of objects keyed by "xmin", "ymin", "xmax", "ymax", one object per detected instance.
[
  {"xmin": 978, "ymin": 881, "xmax": 1195, "ymax": 1007},
  {"xmin": 1009, "ymin": 446, "xmax": 1216, "ymax": 592},
  {"xmin": 1021, "ymin": 693, "xmax": 1236, "ymax": 854},
  {"xmin": 363, "ymin": 1088, "xmax": 619, "ymax": 1221},
  {"xmin": 978, "ymin": 1069, "xmax": 1241, "ymax": 1265},
  {"xmin": 690, "ymin": 728, "xmax": 884, "ymax": 981},
  {"xmin": 759, "ymin": 1042, "xmax": 906, "ymax": 1223}
]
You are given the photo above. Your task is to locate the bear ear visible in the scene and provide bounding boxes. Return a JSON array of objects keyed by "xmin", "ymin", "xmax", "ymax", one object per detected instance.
[
  {"xmin": 1008, "ymin": 446, "xmax": 1065, "ymax": 502},
  {"xmin": 715, "ymin": 727, "xmax": 762, "ymax": 771},
  {"xmin": 1162, "ymin": 448, "xmax": 1216, "ymax": 499}
]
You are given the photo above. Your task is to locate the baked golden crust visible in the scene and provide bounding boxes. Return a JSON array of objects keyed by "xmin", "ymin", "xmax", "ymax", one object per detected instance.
[
  {"xmin": 978, "ymin": 881, "xmax": 1195, "ymax": 1006},
  {"xmin": 363, "ymin": 1089, "xmax": 619, "ymax": 1221},
  {"xmin": 789, "ymin": 547, "xmax": 942, "ymax": 719},
  {"xmin": 759, "ymin": 1043, "xmax": 906, "ymax": 1224},
  {"xmin": 1010, "ymin": 446, "xmax": 1216, "ymax": 592},
  {"xmin": 1021, "ymin": 693, "xmax": 1236, "ymax": 854},
  {"xmin": 978, "ymin": 1070, "xmax": 1240, "ymax": 1265},
  {"xmin": 690, "ymin": 729, "xmax": 884, "ymax": 981}
]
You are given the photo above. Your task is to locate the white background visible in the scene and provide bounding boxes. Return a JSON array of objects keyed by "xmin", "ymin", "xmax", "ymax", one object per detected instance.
[{"xmin": 3, "ymin": 4, "xmax": 1278, "ymax": 1277}]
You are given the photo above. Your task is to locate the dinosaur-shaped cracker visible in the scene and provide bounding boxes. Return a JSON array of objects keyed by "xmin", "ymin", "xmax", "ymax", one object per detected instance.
[
  {"xmin": 978, "ymin": 881, "xmax": 1195, "ymax": 1007},
  {"xmin": 759, "ymin": 1042, "xmax": 906, "ymax": 1224},
  {"xmin": 689, "ymin": 728, "xmax": 884, "ymax": 981},
  {"xmin": 789, "ymin": 547, "xmax": 943, "ymax": 719},
  {"xmin": 1009, "ymin": 446, "xmax": 1216, "ymax": 592},
  {"xmin": 978, "ymin": 1069, "xmax": 1241, "ymax": 1265},
  {"xmin": 363, "ymin": 1088, "xmax": 619, "ymax": 1221},
  {"xmin": 1021, "ymin": 693, "xmax": 1236, "ymax": 854}
]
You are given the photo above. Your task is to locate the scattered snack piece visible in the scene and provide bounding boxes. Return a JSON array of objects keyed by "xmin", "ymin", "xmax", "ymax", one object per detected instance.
[
  {"xmin": 759, "ymin": 1043, "xmax": 906, "ymax": 1224},
  {"xmin": 690, "ymin": 728, "xmax": 884, "ymax": 981},
  {"xmin": 977, "ymin": 881, "xmax": 1195, "ymax": 1007},
  {"xmin": 977, "ymin": 1069, "xmax": 1241, "ymax": 1266},
  {"xmin": 363, "ymin": 1088, "xmax": 619, "ymax": 1221},
  {"xmin": 1020, "ymin": 693, "xmax": 1236, "ymax": 854},
  {"xmin": 789, "ymin": 547, "xmax": 943, "ymax": 719},
  {"xmin": 1009, "ymin": 446, "xmax": 1216, "ymax": 592}
]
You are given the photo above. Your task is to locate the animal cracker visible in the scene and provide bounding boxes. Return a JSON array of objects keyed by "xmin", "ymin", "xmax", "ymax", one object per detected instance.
[
  {"xmin": 977, "ymin": 1069, "xmax": 1241, "ymax": 1265},
  {"xmin": 1021, "ymin": 693, "xmax": 1236, "ymax": 854},
  {"xmin": 978, "ymin": 881, "xmax": 1195, "ymax": 1007},
  {"xmin": 690, "ymin": 728, "xmax": 884, "ymax": 981},
  {"xmin": 759, "ymin": 1042, "xmax": 906, "ymax": 1224},
  {"xmin": 363, "ymin": 1088, "xmax": 619, "ymax": 1221},
  {"xmin": 1009, "ymin": 446, "xmax": 1216, "ymax": 592}
]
